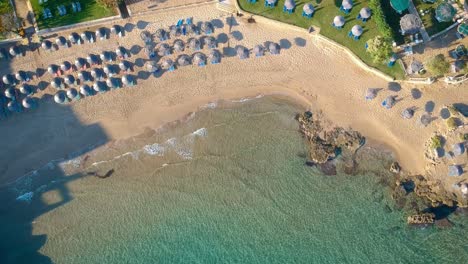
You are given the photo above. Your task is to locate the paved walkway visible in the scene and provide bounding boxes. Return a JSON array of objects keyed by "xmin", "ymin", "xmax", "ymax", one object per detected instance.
[{"xmin": 407, "ymin": 1, "xmax": 430, "ymax": 42}]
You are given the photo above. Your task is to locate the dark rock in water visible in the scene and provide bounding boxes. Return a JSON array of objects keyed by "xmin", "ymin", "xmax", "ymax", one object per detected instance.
[
  {"xmin": 305, "ymin": 161, "xmax": 315, "ymax": 167},
  {"xmin": 390, "ymin": 162, "xmax": 401, "ymax": 174},
  {"xmin": 319, "ymin": 161, "xmax": 337, "ymax": 175},
  {"xmin": 435, "ymin": 218, "xmax": 453, "ymax": 228},
  {"xmin": 424, "ymin": 205, "xmax": 457, "ymax": 220},
  {"xmin": 400, "ymin": 179, "xmax": 415, "ymax": 193}
]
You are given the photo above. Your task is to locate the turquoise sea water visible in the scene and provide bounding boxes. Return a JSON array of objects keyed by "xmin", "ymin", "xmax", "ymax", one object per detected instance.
[{"xmin": 0, "ymin": 96, "xmax": 467, "ymax": 264}]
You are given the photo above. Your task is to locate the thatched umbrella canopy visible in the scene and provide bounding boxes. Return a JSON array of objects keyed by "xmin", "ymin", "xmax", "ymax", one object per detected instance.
[
  {"xmin": 15, "ymin": 71, "xmax": 29, "ymax": 82},
  {"xmin": 192, "ymin": 52, "xmax": 206, "ymax": 66},
  {"xmin": 103, "ymin": 65, "xmax": 117, "ymax": 76},
  {"xmin": 87, "ymin": 54, "xmax": 100, "ymax": 65},
  {"xmin": 80, "ymin": 84, "xmax": 93, "ymax": 96},
  {"xmin": 188, "ymin": 24, "xmax": 200, "ymax": 35},
  {"xmin": 78, "ymin": 71, "xmax": 91, "ymax": 82},
  {"xmin": 119, "ymin": 60, "xmax": 132, "ymax": 71},
  {"xmin": 111, "ymin": 25, "xmax": 123, "ymax": 37},
  {"xmin": 204, "ymin": 36, "xmax": 216, "ymax": 49},
  {"xmin": 64, "ymin": 75, "xmax": 76, "ymax": 86},
  {"xmin": 419, "ymin": 113, "xmax": 432, "ymax": 126},
  {"xmin": 60, "ymin": 61, "xmax": 72, "ymax": 72},
  {"xmin": 100, "ymin": 51, "xmax": 114, "ymax": 62},
  {"xmin": 209, "ymin": 49, "xmax": 221, "ymax": 64},
  {"xmin": 400, "ymin": 14, "xmax": 422, "ymax": 35},
  {"xmin": 140, "ymin": 30, "xmax": 152, "ymax": 43},
  {"xmin": 382, "ymin": 96, "xmax": 396, "ymax": 109},
  {"xmin": 401, "ymin": 108, "xmax": 414, "ymax": 119},
  {"xmin": 146, "ymin": 61, "xmax": 160, "ymax": 73},
  {"xmin": 7, "ymin": 100, "xmax": 22, "ymax": 112},
  {"xmin": 93, "ymin": 81, "xmax": 108, "ymax": 93},
  {"xmin": 170, "ymin": 25, "xmax": 181, "ymax": 38},
  {"xmin": 121, "ymin": 74, "xmax": 136, "ymax": 86},
  {"xmin": 9, "ymin": 46, "xmax": 20, "ymax": 57},
  {"xmin": 342, "ymin": 0, "xmax": 353, "ymax": 10},
  {"xmin": 75, "ymin": 57, "xmax": 87, "ymax": 69},
  {"xmin": 333, "ymin": 16, "xmax": 345, "ymax": 27},
  {"xmin": 174, "ymin": 39, "xmax": 185, "ymax": 52},
  {"xmin": 177, "ymin": 54, "xmax": 191, "ymax": 67},
  {"xmin": 155, "ymin": 28, "xmax": 167, "ymax": 41},
  {"xmin": 55, "ymin": 36, "xmax": 67, "ymax": 47},
  {"xmin": 96, "ymin": 27, "xmax": 108, "ymax": 40},
  {"xmin": 69, "ymin": 33, "xmax": 81, "ymax": 44},
  {"xmin": 144, "ymin": 44, "xmax": 156, "ymax": 58},
  {"xmin": 91, "ymin": 68, "xmax": 105, "ymax": 80},
  {"xmin": 54, "ymin": 91, "xmax": 68, "ymax": 104},
  {"xmin": 254, "ymin": 44, "xmax": 265, "ymax": 57},
  {"xmin": 22, "ymin": 97, "xmax": 36, "ymax": 109},
  {"xmin": 4, "ymin": 87, "xmax": 16, "ymax": 99},
  {"xmin": 161, "ymin": 58, "xmax": 174, "ymax": 70},
  {"xmin": 51, "ymin": 77, "xmax": 65, "ymax": 89},
  {"xmin": 365, "ymin": 88, "xmax": 377, "ymax": 100},
  {"xmin": 453, "ymin": 143, "xmax": 465, "ymax": 156},
  {"xmin": 269, "ymin": 42, "xmax": 280, "ymax": 55},
  {"xmin": 201, "ymin": 21, "xmax": 214, "ymax": 34},
  {"xmin": 408, "ymin": 60, "xmax": 423, "ymax": 74},
  {"xmin": 158, "ymin": 43, "xmax": 171, "ymax": 56},
  {"xmin": 435, "ymin": 3, "xmax": 456, "ymax": 22},
  {"xmin": 360, "ymin": 7, "xmax": 371, "ymax": 19},
  {"xmin": 284, "ymin": 0, "xmax": 295, "ymax": 10},
  {"xmin": 237, "ymin": 46, "xmax": 249, "ymax": 59},
  {"xmin": 2, "ymin": 74, "xmax": 15, "ymax": 85},
  {"xmin": 116, "ymin": 46, "xmax": 128, "ymax": 59},
  {"xmin": 106, "ymin": 77, "xmax": 121, "ymax": 89},
  {"xmin": 19, "ymin": 84, "xmax": 33, "ymax": 96},
  {"xmin": 303, "ymin": 3, "xmax": 315, "ymax": 15},
  {"xmin": 42, "ymin": 40, "xmax": 53, "ymax": 51},
  {"xmin": 448, "ymin": 165, "xmax": 463, "ymax": 177},
  {"xmin": 188, "ymin": 38, "xmax": 201, "ymax": 51},
  {"xmin": 48, "ymin": 64, "xmax": 60, "ymax": 76},
  {"xmin": 67, "ymin": 88, "xmax": 80, "ymax": 100},
  {"xmin": 351, "ymin": 25, "xmax": 363, "ymax": 37}
]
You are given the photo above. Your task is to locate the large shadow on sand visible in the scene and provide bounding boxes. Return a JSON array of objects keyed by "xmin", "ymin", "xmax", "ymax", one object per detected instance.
[{"xmin": 0, "ymin": 42, "xmax": 109, "ymax": 264}]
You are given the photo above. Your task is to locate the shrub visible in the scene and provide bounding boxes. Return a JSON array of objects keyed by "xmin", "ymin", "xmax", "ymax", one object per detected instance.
[
  {"xmin": 425, "ymin": 54, "xmax": 450, "ymax": 76},
  {"xmin": 97, "ymin": 0, "xmax": 119, "ymax": 8},
  {"xmin": 369, "ymin": 0, "xmax": 393, "ymax": 39},
  {"xmin": 366, "ymin": 36, "xmax": 393, "ymax": 63},
  {"xmin": 430, "ymin": 135, "xmax": 442, "ymax": 149},
  {"xmin": 446, "ymin": 117, "xmax": 458, "ymax": 130}
]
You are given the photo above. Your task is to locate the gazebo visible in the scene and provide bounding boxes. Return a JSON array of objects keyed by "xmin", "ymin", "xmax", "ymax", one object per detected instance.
[
  {"xmin": 100, "ymin": 51, "xmax": 114, "ymax": 62},
  {"xmin": 237, "ymin": 47, "xmax": 249, "ymax": 59},
  {"xmin": 51, "ymin": 77, "xmax": 65, "ymax": 89},
  {"xmin": 177, "ymin": 54, "xmax": 191, "ymax": 67},
  {"xmin": 158, "ymin": 43, "xmax": 171, "ymax": 56},
  {"xmin": 302, "ymin": 3, "xmax": 315, "ymax": 18},
  {"xmin": 96, "ymin": 27, "xmax": 108, "ymax": 40},
  {"xmin": 209, "ymin": 49, "xmax": 221, "ymax": 64},
  {"xmin": 358, "ymin": 7, "xmax": 372, "ymax": 22},
  {"xmin": 174, "ymin": 39, "xmax": 185, "ymax": 52},
  {"xmin": 54, "ymin": 91, "xmax": 68, "ymax": 104},
  {"xmin": 458, "ymin": 23, "xmax": 468, "ymax": 36},
  {"xmin": 269, "ymin": 42, "xmax": 280, "ymax": 55},
  {"xmin": 201, "ymin": 22, "xmax": 214, "ymax": 35},
  {"xmin": 93, "ymin": 81, "xmax": 108, "ymax": 93},
  {"xmin": 401, "ymin": 108, "xmax": 414, "ymax": 119},
  {"xmin": 55, "ymin": 36, "xmax": 68, "ymax": 48},
  {"xmin": 161, "ymin": 58, "xmax": 175, "ymax": 71},
  {"xmin": 265, "ymin": 0, "xmax": 277, "ymax": 8},
  {"xmin": 348, "ymin": 25, "xmax": 363, "ymax": 40},
  {"xmin": 4, "ymin": 87, "xmax": 16, "ymax": 99},
  {"xmin": 119, "ymin": 60, "xmax": 132, "ymax": 72},
  {"xmin": 189, "ymin": 38, "xmax": 201, "ymax": 51},
  {"xmin": 391, "ymin": 0, "xmax": 409, "ymax": 14},
  {"xmin": 204, "ymin": 36, "xmax": 217, "ymax": 49},
  {"xmin": 19, "ymin": 84, "xmax": 33, "ymax": 96},
  {"xmin": 155, "ymin": 29, "xmax": 168, "ymax": 41},
  {"xmin": 69, "ymin": 33, "xmax": 81, "ymax": 44},
  {"xmin": 122, "ymin": 74, "xmax": 136, "ymax": 86},
  {"xmin": 193, "ymin": 52, "xmax": 206, "ymax": 66},
  {"xmin": 80, "ymin": 84, "xmax": 94, "ymax": 97},
  {"xmin": 91, "ymin": 68, "xmax": 105, "ymax": 81},
  {"xmin": 111, "ymin": 25, "xmax": 123, "ymax": 37},
  {"xmin": 400, "ymin": 14, "xmax": 422, "ymax": 35},
  {"xmin": 254, "ymin": 44, "xmax": 265, "ymax": 57},
  {"xmin": 333, "ymin": 16, "xmax": 345, "ymax": 28},
  {"xmin": 15, "ymin": 71, "xmax": 29, "ymax": 83},
  {"xmin": 341, "ymin": 0, "xmax": 353, "ymax": 14},
  {"xmin": 67, "ymin": 88, "xmax": 80, "ymax": 100},
  {"xmin": 382, "ymin": 96, "xmax": 396, "ymax": 109},
  {"xmin": 22, "ymin": 97, "xmax": 36, "ymax": 109},
  {"xmin": 64, "ymin": 75, "xmax": 76, "ymax": 86},
  {"xmin": 41, "ymin": 40, "xmax": 53, "ymax": 51},
  {"xmin": 435, "ymin": 2, "xmax": 456, "ymax": 22},
  {"xmin": 283, "ymin": 0, "xmax": 295, "ymax": 14},
  {"xmin": 146, "ymin": 61, "xmax": 160, "ymax": 73}
]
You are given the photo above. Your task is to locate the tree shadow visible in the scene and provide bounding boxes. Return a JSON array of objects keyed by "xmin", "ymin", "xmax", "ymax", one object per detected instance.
[
  {"xmin": 230, "ymin": 30, "xmax": 243, "ymax": 41},
  {"xmin": 294, "ymin": 37, "xmax": 307, "ymax": 47},
  {"xmin": 130, "ymin": 45, "xmax": 142, "ymax": 55},
  {"xmin": 411, "ymin": 88, "xmax": 422, "ymax": 99},
  {"xmin": 425, "ymin": 101, "xmax": 435, "ymax": 113},
  {"xmin": 222, "ymin": 47, "xmax": 236, "ymax": 57},
  {"xmin": 136, "ymin": 20, "xmax": 149, "ymax": 30},
  {"xmin": 453, "ymin": 103, "xmax": 468, "ymax": 117},
  {"xmin": 211, "ymin": 18, "xmax": 224, "ymax": 29},
  {"xmin": 137, "ymin": 71, "xmax": 150, "ymax": 80},
  {"xmin": 124, "ymin": 23, "xmax": 135, "ymax": 33},
  {"xmin": 440, "ymin": 108, "xmax": 451, "ymax": 120},
  {"xmin": 387, "ymin": 82, "xmax": 401, "ymax": 92},
  {"xmin": 279, "ymin": 39, "xmax": 292, "ymax": 50}
]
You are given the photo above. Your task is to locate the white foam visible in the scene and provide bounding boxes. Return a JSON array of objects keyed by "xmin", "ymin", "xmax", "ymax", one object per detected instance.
[
  {"xmin": 143, "ymin": 143, "xmax": 166, "ymax": 156},
  {"xmin": 203, "ymin": 102, "xmax": 218, "ymax": 109},
  {"xmin": 192, "ymin": 128, "xmax": 207, "ymax": 137},
  {"xmin": 16, "ymin": 192, "xmax": 34, "ymax": 203}
]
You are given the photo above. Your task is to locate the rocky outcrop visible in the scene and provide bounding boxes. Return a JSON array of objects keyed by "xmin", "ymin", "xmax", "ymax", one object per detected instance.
[
  {"xmin": 296, "ymin": 111, "xmax": 364, "ymax": 164},
  {"xmin": 390, "ymin": 162, "xmax": 401, "ymax": 174},
  {"xmin": 407, "ymin": 213, "xmax": 435, "ymax": 225}
]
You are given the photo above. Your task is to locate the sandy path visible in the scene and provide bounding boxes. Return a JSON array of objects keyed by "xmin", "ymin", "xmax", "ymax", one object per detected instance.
[{"xmin": 0, "ymin": 3, "xmax": 466, "ymax": 187}]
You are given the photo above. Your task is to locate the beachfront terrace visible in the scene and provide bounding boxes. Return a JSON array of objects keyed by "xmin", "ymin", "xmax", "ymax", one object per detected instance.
[{"xmin": 237, "ymin": 0, "xmax": 406, "ymax": 79}]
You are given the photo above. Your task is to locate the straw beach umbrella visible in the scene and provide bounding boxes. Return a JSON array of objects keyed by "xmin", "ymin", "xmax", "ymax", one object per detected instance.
[
  {"xmin": 15, "ymin": 71, "xmax": 30, "ymax": 83},
  {"xmin": 177, "ymin": 54, "xmax": 191, "ymax": 67},
  {"xmin": 193, "ymin": 52, "xmax": 206, "ymax": 66},
  {"xmin": 103, "ymin": 65, "xmax": 117, "ymax": 77},
  {"xmin": 60, "ymin": 61, "xmax": 73, "ymax": 72},
  {"xmin": 51, "ymin": 77, "xmax": 65, "ymax": 89},
  {"xmin": 54, "ymin": 91, "xmax": 68, "ymax": 104},
  {"xmin": 100, "ymin": 51, "xmax": 114, "ymax": 62},
  {"xmin": 333, "ymin": 16, "xmax": 345, "ymax": 27},
  {"xmin": 382, "ymin": 96, "xmax": 396, "ymax": 109},
  {"xmin": 96, "ymin": 27, "xmax": 108, "ymax": 40},
  {"xmin": 188, "ymin": 38, "xmax": 201, "ymax": 51},
  {"xmin": 140, "ymin": 30, "xmax": 152, "ymax": 44},
  {"xmin": 158, "ymin": 43, "xmax": 171, "ymax": 56},
  {"xmin": 169, "ymin": 25, "xmax": 181, "ymax": 38},
  {"xmin": 80, "ymin": 84, "xmax": 94, "ymax": 97},
  {"xmin": 75, "ymin": 58, "xmax": 87, "ymax": 69},
  {"xmin": 365, "ymin": 88, "xmax": 377, "ymax": 100},
  {"xmin": 41, "ymin": 40, "xmax": 53, "ymax": 51},
  {"xmin": 111, "ymin": 25, "xmax": 123, "ymax": 37},
  {"xmin": 237, "ymin": 46, "xmax": 249, "ymax": 59},
  {"xmin": 119, "ymin": 60, "xmax": 132, "ymax": 72},
  {"xmin": 19, "ymin": 84, "xmax": 34, "ymax": 96},
  {"xmin": 201, "ymin": 21, "xmax": 214, "ymax": 35},
  {"xmin": 2, "ymin": 73, "xmax": 15, "ymax": 85},
  {"xmin": 401, "ymin": 108, "xmax": 414, "ymax": 119},
  {"xmin": 93, "ymin": 81, "xmax": 108, "ymax": 93},
  {"xmin": 67, "ymin": 88, "xmax": 80, "ymax": 100},
  {"xmin": 78, "ymin": 71, "xmax": 91, "ymax": 82},
  {"xmin": 269, "ymin": 42, "xmax": 280, "ymax": 55},
  {"xmin": 22, "ymin": 97, "xmax": 36, "ymax": 109},
  {"xmin": 254, "ymin": 45, "xmax": 265, "ymax": 57},
  {"xmin": 121, "ymin": 74, "xmax": 136, "ymax": 86},
  {"xmin": 187, "ymin": 24, "xmax": 200, "ymax": 35},
  {"xmin": 174, "ymin": 39, "xmax": 185, "ymax": 52},
  {"xmin": 69, "ymin": 32, "xmax": 81, "ymax": 44},
  {"xmin": 400, "ymin": 14, "xmax": 422, "ymax": 35},
  {"xmin": 4, "ymin": 87, "xmax": 16, "ymax": 99},
  {"xmin": 81, "ymin": 32, "xmax": 94, "ymax": 43},
  {"xmin": 87, "ymin": 54, "xmax": 100, "ymax": 65},
  {"xmin": 161, "ymin": 58, "xmax": 175, "ymax": 71},
  {"xmin": 116, "ymin": 46, "xmax": 129, "ymax": 59},
  {"xmin": 106, "ymin": 77, "xmax": 121, "ymax": 89},
  {"xmin": 48, "ymin": 64, "xmax": 60, "ymax": 76},
  {"xmin": 145, "ymin": 61, "xmax": 160, "ymax": 73},
  {"xmin": 155, "ymin": 28, "xmax": 167, "ymax": 41},
  {"xmin": 91, "ymin": 68, "xmax": 105, "ymax": 80},
  {"xmin": 64, "ymin": 75, "xmax": 76, "ymax": 86},
  {"xmin": 55, "ymin": 36, "xmax": 68, "ymax": 48},
  {"xmin": 7, "ymin": 100, "xmax": 22, "ymax": 112},
  {"xmin": 209, "ymin": 49, "xmax": 221, "ymax": 64},
  {"xmin": 204, "ymin": 36, "xmax": 217, "ymax": 49}
]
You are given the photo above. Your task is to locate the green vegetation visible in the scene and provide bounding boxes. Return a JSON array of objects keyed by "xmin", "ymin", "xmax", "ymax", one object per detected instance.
[
  {"xmin": 446, "ymin": 117, "xmax": 458, "ymax": 130},
  {"xmin": 30, "ymin": 0, "xmax": 116, "ymax": 29},
  {"xmin": 413, "ymin": 0, "xmax": 453, "ymax": 36},
  {"xmin": 430, "ymin": 135, "xmax": 442, "ymax": 149},
  {"xmin": 0, "ymin": 0, "xmax": 17, "ymax": 38},
  {"xmin": 459, "ymin": 133, "xmax": 468, "ymax": 141},
  {"xmin": 425, "ymin": 54, "xmax": 450, "ymax": 76},
  {"xmin": 366, "ymin": 35, "xmax": 392, "ymax": 63},
  {"xmin": 238, "ymin": 0, "xmax": 405, "ymax": 79},
  {"xmin": 447, "ymin": 105, "xmax": 459, "ymax": 116}
]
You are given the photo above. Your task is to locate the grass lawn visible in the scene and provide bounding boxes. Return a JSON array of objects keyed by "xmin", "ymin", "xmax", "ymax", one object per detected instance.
[
  {"xmin": 238, "ymin": 0, "xmax": 405, "ymax": 79},
  {"xmin": 30, "ymin": 0, "xmax": 116, "ymax": 29},
  {"xmin": 412, "ymin": 0, "xmax": 453, "ymax": 36}
]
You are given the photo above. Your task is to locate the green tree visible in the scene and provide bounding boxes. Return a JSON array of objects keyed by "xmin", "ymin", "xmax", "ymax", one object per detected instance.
[
  {"xmin": 366, "ymin": 36, "xmax": 393, "ymax": 64},
  {"xmin": 425, "ymin": 54, "xmax": 450, "ymax": 76}
]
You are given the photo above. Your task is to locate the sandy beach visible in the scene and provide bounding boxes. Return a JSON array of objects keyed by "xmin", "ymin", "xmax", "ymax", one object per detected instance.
[{"xmin": 0, "ymin": 2, "xmax": 466, "ymax": 197}]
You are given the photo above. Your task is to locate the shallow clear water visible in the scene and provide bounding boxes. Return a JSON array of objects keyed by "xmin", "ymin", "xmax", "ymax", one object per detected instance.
[{"xmin": 1, "ymin": 96, "xmax": 467, "ymax": 264}]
